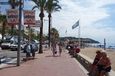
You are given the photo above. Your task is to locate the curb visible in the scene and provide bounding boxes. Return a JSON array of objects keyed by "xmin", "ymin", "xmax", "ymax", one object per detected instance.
[
  {"xmin": 73, "ymin": 58, "xmax": 88, "ymax": 76},
  {"xmin": 0, "ymin": 58, "xmax": 17, "ymax": 69}
]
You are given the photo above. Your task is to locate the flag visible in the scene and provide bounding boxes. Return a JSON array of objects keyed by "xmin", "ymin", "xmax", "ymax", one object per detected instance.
[
  {"xmin": 65, "ymin": 30, "xmax": 67, "ymax": 33},
  {"xmin": 72, "ymin": 20, "xmax": 79, "ymax": 29}
]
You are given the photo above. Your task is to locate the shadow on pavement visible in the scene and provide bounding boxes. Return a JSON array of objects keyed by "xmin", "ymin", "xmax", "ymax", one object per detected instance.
[{"xmin": 0, "ymin": 65, "xmax": 17, "ymax": 70}]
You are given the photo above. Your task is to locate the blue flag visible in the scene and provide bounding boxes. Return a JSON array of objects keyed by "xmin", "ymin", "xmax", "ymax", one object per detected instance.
[{"xmin": 72, "ymin": 20, "xmax": 79, "ymax": 29}]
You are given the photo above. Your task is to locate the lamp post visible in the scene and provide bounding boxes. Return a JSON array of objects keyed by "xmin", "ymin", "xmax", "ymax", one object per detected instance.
[
  {"xmin": 0, "ymin": 0, "xmax": 22, "ymax": 66},
  {"xmin": 17, "ymin": 0, "xmax": 22, "ymax": 66}
]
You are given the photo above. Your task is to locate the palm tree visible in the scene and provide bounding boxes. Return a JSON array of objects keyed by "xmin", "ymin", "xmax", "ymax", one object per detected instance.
[
  {"xmin": 45, "ymin": 0, "xmax": 61, "ymax": 47},
  {"xmin": 8, "ymin": 0, "xmax": 19, "ymax": 36},
  {"xmin": 50, "ymin": 28, "xmax": 59, "ymax": 43},
  {"xmin": 0, "ymin": 14, "xmax": 7, "ymax": 41},
  {"xmin": 28, "ymin": 26, "xmax": 36, "ymax": 42},
  {"xmin": 32, "ymin": 0, "xmax": 47, "ymax": 53}
]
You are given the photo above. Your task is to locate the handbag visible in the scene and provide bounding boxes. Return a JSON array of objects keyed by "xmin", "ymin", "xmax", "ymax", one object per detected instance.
[{"xmin": 105, "ymin": 66, "xmax": 111, "ymax": 72}]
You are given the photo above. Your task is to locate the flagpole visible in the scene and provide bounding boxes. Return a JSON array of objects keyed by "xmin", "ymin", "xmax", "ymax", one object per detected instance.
[
  {"xmin": 78, "ymin": 20, "xmax": 81, "ymax": 48},
  {"xmin": 65, "ymin": 29, "xmax": 67, "ymax": 36},
  {"xmin": 72, "ymin": 19, "xmax": 80, "ymax": 48}
]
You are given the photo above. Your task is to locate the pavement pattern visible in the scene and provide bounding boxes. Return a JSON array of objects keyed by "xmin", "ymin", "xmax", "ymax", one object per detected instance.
[{"xmin": 0, "ymin": 49, "xmax": 87, "ymax": 76}]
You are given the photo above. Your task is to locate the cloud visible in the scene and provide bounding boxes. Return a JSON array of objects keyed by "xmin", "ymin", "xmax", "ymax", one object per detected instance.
[
  {"xmin": 19, "ymin": 0, "xmax": 115, "ymax": 46},
  {"xmin": 51, "ymin": 0, "xmax": 115, "ymax": 46}
]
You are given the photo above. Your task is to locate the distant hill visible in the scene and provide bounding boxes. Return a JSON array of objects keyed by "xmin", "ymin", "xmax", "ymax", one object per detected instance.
[{"xmin": 60, "ymin": 37, "xmax": 100, "ymax": 44}]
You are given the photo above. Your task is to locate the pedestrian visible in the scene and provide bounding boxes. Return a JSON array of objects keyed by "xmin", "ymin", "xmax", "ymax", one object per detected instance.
[
  {"xmin": 96, "ymin": 52, "xmax": 111, "ymax": 76},
  {"xmin": 58, "ymin": 42, "xmax": 63, "ymax": 56},
  {"xmin": 88, "ymin": 50, "xmax": 102, "ymax": 76},
  {"xmin": 23, "ymin": 43, "xmax": 32, "ymax": 61},
  {"xmin": 51, "ymin": 41, "xmax": 57, "ymax": 57},
  {"xmin": 31, "ymin": 43, "xmax": 36, "ymax": 59},
  {"xmin": 69, "ymin": 44, "xmax": 74, "ymax": 55}
]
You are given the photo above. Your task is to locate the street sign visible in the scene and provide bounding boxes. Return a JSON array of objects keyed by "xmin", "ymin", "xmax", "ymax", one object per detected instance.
[
  {"xmin": 24, "ymin": 10, "xmax": 35, "ymax": 25},
  {"xmin": 7, "ymin": 9, "xmax": 19, "ymax": 25}
]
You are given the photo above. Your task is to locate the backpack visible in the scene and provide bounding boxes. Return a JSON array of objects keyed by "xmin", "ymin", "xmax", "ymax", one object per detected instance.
[{"xmin": 75, "ymin": 48, "xmax": 80, "ymax": 53}]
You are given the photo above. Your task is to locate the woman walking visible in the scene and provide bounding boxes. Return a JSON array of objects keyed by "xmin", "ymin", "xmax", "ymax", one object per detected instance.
[
  {"xmin": 58, "ymin": 42, "xmax": 63, "ymax": 56},
  {"xmin": 51, "ymin": 41, "xmax": 57, "ymax": 56}
]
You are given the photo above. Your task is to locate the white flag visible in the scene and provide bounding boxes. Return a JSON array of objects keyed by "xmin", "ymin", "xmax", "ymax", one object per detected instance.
[{"xmin": 72, "ymin": 20, "xmax": 79, "ymax": 29}]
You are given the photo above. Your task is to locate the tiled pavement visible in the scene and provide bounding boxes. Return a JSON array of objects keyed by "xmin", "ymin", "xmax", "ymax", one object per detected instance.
[{"xmin": 0, "ymin": 49, "xmax": 87, "ymax": 76}]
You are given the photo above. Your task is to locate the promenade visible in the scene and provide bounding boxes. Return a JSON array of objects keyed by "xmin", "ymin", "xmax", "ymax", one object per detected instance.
[{"xmin": 0, "ymin": 49, "xmax": 87, "ymax": 76}]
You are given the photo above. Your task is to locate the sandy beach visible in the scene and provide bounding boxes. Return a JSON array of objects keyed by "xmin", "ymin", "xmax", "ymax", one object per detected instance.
[{"xmin": 80, "ymin": 47, "xmax": 115, "ymax": 71}]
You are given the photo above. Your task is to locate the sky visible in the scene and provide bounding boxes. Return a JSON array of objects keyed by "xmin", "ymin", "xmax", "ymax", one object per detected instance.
[{"xmin": 0, "ymin": 0, "xmax": 115, "ymax": 47}]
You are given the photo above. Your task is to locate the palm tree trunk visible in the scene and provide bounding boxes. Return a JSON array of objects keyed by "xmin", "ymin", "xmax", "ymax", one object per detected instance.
[
  {"xmin": 48, "ymin": 13, "xmax": 51, "ymax": 48},
  {"xmin": 39, "ymin": 11, "xmax": 44, "ymax": 53}
]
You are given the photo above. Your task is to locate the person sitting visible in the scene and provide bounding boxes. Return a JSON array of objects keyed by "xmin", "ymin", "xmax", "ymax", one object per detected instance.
[
  {"xmin": 97, "ymin": 52, "xmax": 111, "ymax": 76},
  {"xmin": 88, "ymin": 50, "xmax": 102, "ymax": 76}
]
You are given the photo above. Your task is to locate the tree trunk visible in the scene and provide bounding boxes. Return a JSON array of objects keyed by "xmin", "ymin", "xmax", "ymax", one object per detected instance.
[
  {"xmin": 48, "ymin": 13, "xmax": 51, "ymax": 48},
  {"xmin": 39, "ymin": 11, "xmax": 44, "ymax": 53}
]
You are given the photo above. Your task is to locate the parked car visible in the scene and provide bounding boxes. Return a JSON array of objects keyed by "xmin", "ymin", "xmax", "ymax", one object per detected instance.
[
  {"xmin": 10, "ymin": 41, "xmax": 26, "ymax": 51},
  {"xmin": 32, "ymin": 40, "xmax": 39, "ymax": 45},
  {"xmin": 0, "ymin": 35, "xmax": 14, "ymax": 50},
  {"xmin": 1, "ymin": 40, "xmax": 11, "ymax": 50},
  {"xmin": 10, "ymin": 42, "xmax": 18, "ymax": 51}
]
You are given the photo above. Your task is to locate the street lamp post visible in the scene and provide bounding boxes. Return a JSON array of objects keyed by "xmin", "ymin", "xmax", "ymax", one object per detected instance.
[
  {"xmin": 17, "ymin": 0, "xmax": 22, "ymax": 66},
  {"xmin": 0, "ymin": 0, "xmax": 22, "ymax": 66}
]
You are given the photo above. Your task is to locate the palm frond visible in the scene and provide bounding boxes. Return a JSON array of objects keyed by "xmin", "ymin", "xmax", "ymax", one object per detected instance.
[
  {"xmin": 45, "ymin": 1, "xmax": 61, "ymax": 13},
  {"xmin": 0, "ymin": 15, "xmax": 6, "ymax": 22},
  {"xmin": 52, "ymin": 3, "xmax": 61, "ymax": 11},
  {"xmin": 32, "ymin": 0, "xmax": 40, "ymax": 7},
  {"xmin": 32, "ymin": 5, "xmax": 39, "ymax": 10},
  {"xmin": 8, "ymin": 0, "xmax": 19, "ymax": 9},
  {"xmin": 41, "ymin": 0, "xmax": 47, "ymax": 9},
  {"xmin": 32, "ymin": 0, "xmax": 47, "ymax": 10}
]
